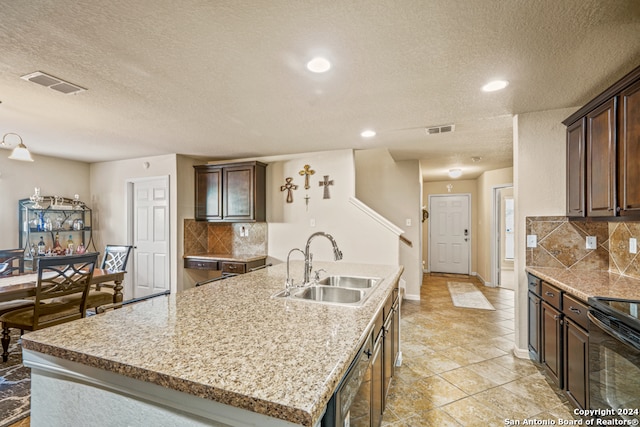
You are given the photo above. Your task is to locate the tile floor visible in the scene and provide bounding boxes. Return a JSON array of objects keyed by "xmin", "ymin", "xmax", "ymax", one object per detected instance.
[{"xmin": 381, "ymin": 273, "xmax": 578, "ymax": 426}]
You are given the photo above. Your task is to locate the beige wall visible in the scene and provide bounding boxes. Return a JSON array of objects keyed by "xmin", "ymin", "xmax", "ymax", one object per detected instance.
[
  {"xmin": 423, "ymin": 179, "xmax": 478, "ymax": 275},
  {"xmin": 354, "ymin": 148, "xmax": 422, "ymax": 299},
  {"xmin": 89, "ymin": 154, "xmax": 181, "ymax": 296},
  {"xmin": 476, "ymin": 167, "xmax": 513, "ymax": 284},
  {"xmin": 0, "ymin": 153, "xmax": 90, "ymax": 250},
  {"xmin": 514, "ymin": 107, "xmax": 577, "ymax": 355}
]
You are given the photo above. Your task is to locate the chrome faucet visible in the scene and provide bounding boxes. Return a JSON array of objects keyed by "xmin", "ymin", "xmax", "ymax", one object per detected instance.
[
  {"xmin": 304, "ymin": 232, "xmax": 343, "ymax": 284},
  {"xmin": 285, "ymin": 248, "xmax": 305, "ymax": 295}
]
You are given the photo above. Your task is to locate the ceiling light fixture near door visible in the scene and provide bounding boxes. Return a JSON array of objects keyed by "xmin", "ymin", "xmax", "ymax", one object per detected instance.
[
  {"xmin": 306, "ymin": 57, "xmax": 331, "ymax": 73},
  {"xmin": 448, "ymin": 168, "xmax": 462, "ymax": 179},
  {"xmin": 1, "ymin": 133, "xmax": 34, "ymax": 162},
  {"xmin": 20, "ymin": 71, "xmax": 86, "ymax": 95},
  {"xmin": 360, "ymin": 129, "xmax": 376, "ymax": 138},
  {"xmin": 482, "ymin": 80, "xmax": 509, "ymax": 92}
]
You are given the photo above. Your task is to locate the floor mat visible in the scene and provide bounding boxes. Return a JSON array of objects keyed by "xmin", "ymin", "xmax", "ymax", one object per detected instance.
[
  {"xmin": 447, "ymin": 282, "xmax": 495, "ymax": 310},
  {"xmin": 0, "ymin": 329, "xmax": 30, "ymax": 427}
]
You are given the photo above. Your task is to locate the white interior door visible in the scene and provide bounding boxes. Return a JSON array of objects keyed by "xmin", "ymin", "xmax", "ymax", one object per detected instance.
[
  {"xmin": 429, "ymin": 194, "xmax": 470, "ymax": 275},
  {"xmin": 131, "ymin": 176, "xmax": 170, "ymax": 299}
]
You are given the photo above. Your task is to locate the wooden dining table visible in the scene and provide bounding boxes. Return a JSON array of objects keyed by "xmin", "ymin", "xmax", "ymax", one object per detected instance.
[{"xmin": 0, "ymin": 269, "xmax": 126, "ymax": 304}]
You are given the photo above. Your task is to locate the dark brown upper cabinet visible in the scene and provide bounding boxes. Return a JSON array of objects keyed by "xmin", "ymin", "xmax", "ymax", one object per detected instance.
[
  {"xmin": 563, "ymin": 64, "xmax": 640, "ymax": 218},
  {"xmin": 586, "ymin": 99, "xmax": 616, "ymax": 217},
  {"xmin": 566, "ymin": 119, "xmax": 585, "ymax": 217},
  {"xmin": 194, "ymin": 161, "xmax": 266, "ymax": 222},
  {"xmin": 619, "ymin": 80, "xmax": 640, "ymax": 216}
]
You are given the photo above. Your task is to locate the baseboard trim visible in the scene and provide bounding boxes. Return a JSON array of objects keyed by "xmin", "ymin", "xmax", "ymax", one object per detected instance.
[
  {"xmin": 404, "ymin": 293, "xmax": 420, "ymax": 301},
  {"xmin": 513, "ymin": 346, "xmax": 530, "ymax": 359}
]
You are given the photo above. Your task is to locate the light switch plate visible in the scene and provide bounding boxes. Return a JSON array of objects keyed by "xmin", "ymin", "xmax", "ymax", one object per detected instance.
[
  {"xmin": 310, "ymin": 218, "xmax": 316, "ymax": 227},
  {"xmin": 526, "ymin": 235, "xmax": 537, "ymax": 248},
  {"xmin": 586, "ymin": 236, "xmax": 597, "ymax": 250},
  {"xmin": 406, "ymin": 218, "xmax": 412, "ymax": 227},
  {"xmin": 630, "ymin": 238, "xmax": 637, "ymax": 254}
]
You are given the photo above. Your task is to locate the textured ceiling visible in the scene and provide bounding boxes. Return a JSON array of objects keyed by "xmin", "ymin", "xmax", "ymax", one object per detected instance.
[{"xmin": 0, "ymin": 0, "xmax": 639, "ymax": 181}]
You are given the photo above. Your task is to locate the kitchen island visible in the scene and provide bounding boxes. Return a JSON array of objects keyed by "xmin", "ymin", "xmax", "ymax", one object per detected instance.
[{"xmin": 21, "ymin": 261, "xmax": 403, "ymax": 427}]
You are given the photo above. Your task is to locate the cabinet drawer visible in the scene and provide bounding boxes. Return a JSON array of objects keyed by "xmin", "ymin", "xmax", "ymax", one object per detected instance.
[
  {"xmin": 221, "ymin": 262, "xmax": 246, "ymax": 274},
  {"xmin": 184, "ymin": 259, "xmax": 219, "ymax": 270},
  {"xmin": 562, "ymin": 294, "xmax": 589, "ymax": 330},
  {"xmin": 528, "ymin": 274, "xmax": 541, "ymax": 295},
  {"xmin": 541, "ymin": 281, "xmax": 562, "ymax": 309}
]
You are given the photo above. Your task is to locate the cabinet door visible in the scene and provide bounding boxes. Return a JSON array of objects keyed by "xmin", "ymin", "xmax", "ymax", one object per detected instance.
[
  {"xmin": 586, "ymin": 98, "xmax": 617, "ymax": 217},
  {"xmin": 541, "ymin": 301, "xmax": 563, "ymax": 387},
  {"xmin": 619, "ymin": 80, "xmax": 640, "ymax": 216},
  {"xmin": 371, "ymin": 333, "xmax": 383, "ymax": 427},
  {"xmin": 566, "ymin": 119, "xmax": 586, "ymax": 217},
  {"xmin": 382, "ymin": 313, "xmax": 393, "ymax": 406},
  {"xmin": 528, "ymin": 291, "xmax": 541, "ymax": 362},
  {"xmin": 392, "ymin": 292, "xmax": 400, "ymax": 372},
  {"xmin": 194, "ymin": 166, "xmax": 222, "ymax": 221},
  {"xmin": 564, "ymin": 318, "xmax": 589, "ymax": 410},
  {"xmin": 223, "ymin": 165, "xmax": 255, "ymax": 221}
]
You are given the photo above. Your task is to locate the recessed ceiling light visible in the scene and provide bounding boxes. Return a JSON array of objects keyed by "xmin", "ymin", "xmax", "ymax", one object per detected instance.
[
  {"xmin": 448, "ymin": 168, "xmax": 463, "ymax": 178},
  {"xmin": 307, "ymin": 57, "xmax": 331, "ymax": 73},
  {"xmin": 482, "ymin": 80, "xmax": 509, "ymax": 92},
  {"xmin": 361, "ymin": 129, "xmax": 376, "ymax": 138}
]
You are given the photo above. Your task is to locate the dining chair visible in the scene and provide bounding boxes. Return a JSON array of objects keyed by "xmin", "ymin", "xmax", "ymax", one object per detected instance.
[
  {"xmin": 61, "ymin": 245, "xmax": 133, "ymax": 314},
  {"xmin": 0, "ymin": 249, "xmax": 25, "ymax": 276},
  {"xmin": 0, "ymin": 249, "xmax": 35, "ymax": 334},
  {"xmin": 1, "ymin": 253, "xmax": 99, "ymax": 362}
]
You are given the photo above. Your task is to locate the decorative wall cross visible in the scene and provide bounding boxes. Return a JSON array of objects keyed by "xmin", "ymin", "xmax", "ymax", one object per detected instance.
[
  {"xmin": 319, "ymin": 175, "xmax": 334, "ymax": 199},
  {"xmin": 298, "ymin": 164, "xmax": 315, "ymax": 189},
  {"xmin": 280, "ymin": 177, "xmax": 298, "ymax": 203}
]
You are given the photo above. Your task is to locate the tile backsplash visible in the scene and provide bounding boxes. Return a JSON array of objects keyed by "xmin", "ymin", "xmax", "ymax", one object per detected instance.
[
  {"xmin": 526, "ymin": 216, "xmax": 640, "ymax": 279},
  {"xmin": 184, "ymin": 219, "xmax": 267, "ymax": 256}
]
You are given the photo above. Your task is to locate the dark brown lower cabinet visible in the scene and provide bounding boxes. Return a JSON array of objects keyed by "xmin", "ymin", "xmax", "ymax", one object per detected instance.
[
  {"xmin": 371, "ymin": 330, "xmax": 383, "ymax": 427},
  {"xmin": 564, "ymin": 318, "xmax": 589, "ymax": 410},
  {"xmin": 541, "ymin": 300, "xmax": 563, "ymax": 388},
  {"xmin": 528, "ymin": 290, "xmax": 542, "ymax": 362}
]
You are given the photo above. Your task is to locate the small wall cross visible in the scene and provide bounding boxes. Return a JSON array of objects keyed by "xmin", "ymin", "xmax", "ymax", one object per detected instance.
[
  {"xmin": 319, "ymin": 175, "xmax": 334, "ymax": 199},
  {"xmin": 280, "ymin": 177, "xmax": 298, "ymax": 203},
  {"xmin": 298, "ymin": 164, "xmax": 315, "ymax": 189}
]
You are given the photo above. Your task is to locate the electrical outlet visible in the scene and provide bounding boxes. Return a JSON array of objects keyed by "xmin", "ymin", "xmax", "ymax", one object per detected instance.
[
  {"xmin": 586, "ymin": 236, "xmax": 597, "ymax": 250},
  {"xmin": 406, "ymin": 218, "xmax": 412, "ymax": 227},
  {"xmin": 630, "ymin": 238, "xmax": 637, "ymax": 254},
  {"xmin": 526, "ymin": 235, "xmax": 537, "ymax": 248},
  {"xmin": 310, "ymin": 218, "xmax": 316, "ymax": 227}
]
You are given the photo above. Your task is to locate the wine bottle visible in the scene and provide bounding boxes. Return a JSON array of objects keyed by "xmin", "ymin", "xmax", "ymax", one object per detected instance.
[
  {"xmin": 38, "ymin": 236, "xmax": 46, "ymax": 255},
  {"xmin": 67, "ymin": 235, "xmax": 74, "ymax": 254}
]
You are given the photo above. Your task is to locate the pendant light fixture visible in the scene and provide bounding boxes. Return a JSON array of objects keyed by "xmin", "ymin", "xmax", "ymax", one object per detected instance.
[{"xmin": 1, "ymin": 133, "xmax": 34, "ymax": 162}]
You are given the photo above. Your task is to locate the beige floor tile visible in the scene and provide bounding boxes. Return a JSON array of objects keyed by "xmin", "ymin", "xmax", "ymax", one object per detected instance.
[
  {"xmin": 439, "ymin": 346, "xmax": 488, "ymax": 366},
  {"xmin": 442, "ymin": 396, "xmax": 512, "ymax": 426},
  {"xmin": 409, "ymin": 352, "xmax": 461, "ymax": 374},
  {"xmin": 439, "ymin": 366, "xmax": 503, "ymax": 394},
  {"xmin": 413, "ymin": 375, "xmax": 468, "ymax": 407}
]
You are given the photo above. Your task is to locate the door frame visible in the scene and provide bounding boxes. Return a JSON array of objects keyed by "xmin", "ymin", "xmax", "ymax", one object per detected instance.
[
  {"xmin": 427, "ymin": 193, "xmax": 471, "ymax": 275},
  {"xmin": 125, "ymin": 175, "xmax": 171, "ymax": 299},
  {"xmin": 491, "ymin": 184, "xmax": 513, "ymax": 288}
]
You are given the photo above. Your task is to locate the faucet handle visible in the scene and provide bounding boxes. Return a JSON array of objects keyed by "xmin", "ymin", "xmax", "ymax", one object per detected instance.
[{"xmin": 313, "ymin": 268, "xmax": 326, "ymax": 282}]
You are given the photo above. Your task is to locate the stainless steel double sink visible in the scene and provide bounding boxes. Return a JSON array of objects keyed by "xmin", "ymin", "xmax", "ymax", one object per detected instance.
[{"xmin": 272, "ymin": 275, "xmax": 382, "ymax": 306}]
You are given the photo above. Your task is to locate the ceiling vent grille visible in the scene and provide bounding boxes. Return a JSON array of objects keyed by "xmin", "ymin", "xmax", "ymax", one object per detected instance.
[
  {"xmin": 20, "ymin": 71, "xmax": 86, "ymax": 95},
  {"xmin": 425, "ymin": 124, "xmax": 455, "ymax": 135}
]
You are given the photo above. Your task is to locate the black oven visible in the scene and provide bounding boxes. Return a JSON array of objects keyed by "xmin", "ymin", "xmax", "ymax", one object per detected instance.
[{"xmin": 587, "ymin": 297, "xmax": 640, "ymax": 422}]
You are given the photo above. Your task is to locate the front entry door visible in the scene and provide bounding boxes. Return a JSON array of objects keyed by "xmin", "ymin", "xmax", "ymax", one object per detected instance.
[
  {"xmin": 131, "ymin": 176, "xmax": 170, "ymax": 298},
  {"xmin": 429, "ymin": 194, "xmax": 470, "ymax": 275}
]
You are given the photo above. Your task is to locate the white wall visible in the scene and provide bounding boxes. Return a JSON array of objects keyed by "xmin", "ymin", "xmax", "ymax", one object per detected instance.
[
  {"xmin": 266, "ymin": 149, "xmax": 400, "ymax": 271},
  {"xmin": 0, "ymin": 153, "xmax": 90, "ymax": 250},
  {"xmin": 513, "ymin": 107, "xmax": 577, "ymax": 355},
  {"xmin": 89, "ymin": 154, "xmax": 180, "ymax": 297}
]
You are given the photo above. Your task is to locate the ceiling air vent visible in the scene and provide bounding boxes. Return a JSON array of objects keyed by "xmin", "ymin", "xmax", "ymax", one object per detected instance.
[
  {"xmin": 425, "ymin": 124, "xmax": 455, "ymax": 135},
  {"xmin": 20, "ymin": 71, "xmax": 86, "ymax": 95}
]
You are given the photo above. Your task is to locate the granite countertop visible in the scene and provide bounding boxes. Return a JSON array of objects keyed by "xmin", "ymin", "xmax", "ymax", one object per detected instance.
[
  {"xmin": 183, "ymin": 252, "xmax": 267, "ymax": 262},
  {"xmin": 525, "ymin": 267, "xmax": 640, "ymax": 302},
  {"xmin": 21, "ymin": 261, "xmax": 403, "ymax": 426}
]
